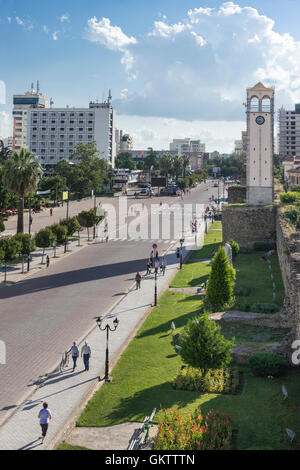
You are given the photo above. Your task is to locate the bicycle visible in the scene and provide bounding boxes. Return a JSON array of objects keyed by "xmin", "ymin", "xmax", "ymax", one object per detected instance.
[{"xmin": 59, "ymin": 351, "xmax": 70, "ymax": 372}]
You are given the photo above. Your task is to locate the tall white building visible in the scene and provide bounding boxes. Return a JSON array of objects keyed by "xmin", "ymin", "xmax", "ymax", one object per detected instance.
[
  {"xmin": 115, "ymin": 129, "xmax": 133, "ymax": 153},
  {"xmin": 27, "ymin": 91, "xmax": 116, "ymax": 171},
  {"xmin": 12, "ymin": 81, "xmax": 49, "ymax": 151},
  {"xmin": 278, "ymin": 104, "xmax": 300, "ymax": 158},
  {"xmin": 169, "ymin": 138, "xmax": 205, "ymax": 154}
]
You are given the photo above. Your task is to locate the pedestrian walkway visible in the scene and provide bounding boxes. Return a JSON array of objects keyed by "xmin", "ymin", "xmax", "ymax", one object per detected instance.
[{"xmin": 0, "ymin": 239, "xmax": 187, "ymax": 450}]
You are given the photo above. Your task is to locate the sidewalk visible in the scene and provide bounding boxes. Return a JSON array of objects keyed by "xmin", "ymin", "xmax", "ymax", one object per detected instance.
[{"xmin": 0, "ymin": 222, "xmax": 203, "ymax": 450}]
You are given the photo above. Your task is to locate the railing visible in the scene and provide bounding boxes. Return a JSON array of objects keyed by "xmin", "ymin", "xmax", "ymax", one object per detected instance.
[{"xmin": 127, "ymin": 408, "xmax": 157, "ymax": 450}]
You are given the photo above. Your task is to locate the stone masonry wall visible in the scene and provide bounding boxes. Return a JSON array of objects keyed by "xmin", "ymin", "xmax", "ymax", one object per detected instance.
[
  {"xmin": 222, "ymin": 205, "xmax": 276, "ymax": 248},
  {"xmin": 227, "ymin": 186, "xmax": 246, "ymax": 204}
]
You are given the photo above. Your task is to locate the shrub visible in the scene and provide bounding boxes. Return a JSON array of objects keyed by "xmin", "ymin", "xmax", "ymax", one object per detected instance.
[
  {"xmin": 289, "ymin": 185, "xmax": 300, "ymax": 193},
  {"xmin": 283, "ymin": 208, "xmax": 300, "ymax": 227},
  {"xmin": 253, "ymin": 241, "xmax": 275, "ymax": 251},
  {"xmin": 280, "ymin": 192, "xmax": 300, "ymax": 204},
  {"xmin": 248, "ymin": 353, "xmax": 286, "ymax": 377},
  {"xmin": 172, "ymin": 366, "xmax": 240, "ymax": 394},
  {"xmin": 205, "ymin": 246, "xmax": 236, "ymax": 311},
  {"xmin": 0, "ymin": 216, "xmax": 5, "ymax": 232},
  {"xmin": 177, "ymin": 314, "xmax": 235, "ymax": 373},
  {"xmin": 250, "ymin": 302, "xmax": 280, "ymax": 313},
  {"xmin": 154, "ymin": 405, "xmax": 232, "ymax": 450},
  {"xmin": 239, "ymin": 247, "xmax": 253, "ymax": 254},
  {"xmin": 50, "ymin": 224, "xmax": 68, "ymax": 244},
  {"xmin": 227, "ymin": 239, "xmax": 240, "ymax": 259},
  {"xmin": 35, "ymin": 228, "xmax": 55, "ymax": 263}
]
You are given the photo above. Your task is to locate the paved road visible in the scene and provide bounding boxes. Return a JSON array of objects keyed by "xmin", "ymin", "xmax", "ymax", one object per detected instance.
[{"xmin": 0, "ymin": 180, "xmax": 224, "ymax": 427}]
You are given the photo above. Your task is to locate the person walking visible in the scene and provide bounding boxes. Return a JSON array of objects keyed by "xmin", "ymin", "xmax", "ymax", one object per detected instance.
[
  {"xmin": 135, "ymin": 272, "xmax": 142, "ymax": 289},
  {"xmin": 38, "ymin": 402, "xmax": 52, "ymax": 443},
  {"xmin": 154, "ymin": 257, "xmax": 159, "ymax": 275},
  {"xmin": 50, "ymin": 208, "xmax": 53, "ymax": 216},
  {"xmin": 161, "ymin": 256, "xmax": 167, "ymax": 275},
  {"xmin": 146, "ymin": 259, "xmax": 151, "ymax": 275},
  {"xmin": 46, "ymin": 255, "xmax": 50, "ymax": 268},
  {"xmin": 68, "ymin": 341, "xmax": 79, "ymax": 371},
  {"xmin": 105, "ymin": 231, "xmax": 109, "ymax": 243},
  {"xmin": 81, "ymin": 342, "xmax": 91, "ymax": 371},
  {"xmin": 150, "ymin": 250, "xmax": 154, "ymax": 268}
]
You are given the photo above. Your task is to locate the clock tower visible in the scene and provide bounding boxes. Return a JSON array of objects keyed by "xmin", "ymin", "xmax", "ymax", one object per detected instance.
[{"xmin": 246, "ymin": 82, "xmax": 274, "ymax": 205}]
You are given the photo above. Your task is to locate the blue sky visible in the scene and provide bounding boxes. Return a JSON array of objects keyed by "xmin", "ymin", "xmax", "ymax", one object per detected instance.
[{"xmin": 1, "ymin": 1, "xmax": 300, "ymax": 151}]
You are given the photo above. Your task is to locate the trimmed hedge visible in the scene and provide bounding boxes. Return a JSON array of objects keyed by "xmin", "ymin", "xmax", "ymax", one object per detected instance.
[
  {"xmin": 250, "ymin": 302, "xmax": 280, "ymax": 313},
  {"xmin": 249, "ymin": 353, "xmax": 286, "ymax": 377}
]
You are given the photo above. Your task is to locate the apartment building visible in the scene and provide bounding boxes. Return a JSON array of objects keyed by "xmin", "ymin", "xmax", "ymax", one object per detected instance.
[
  {"xmin": 27, "ymin": 92, "xmax": 116, "ymax": 172},
  {"xmin": 12, "ymin": 82, "xmax": 49, "ymax": 151},
  {"xmin": 278, "ymin": 104, "xmax": 300, "ymax": 158}
]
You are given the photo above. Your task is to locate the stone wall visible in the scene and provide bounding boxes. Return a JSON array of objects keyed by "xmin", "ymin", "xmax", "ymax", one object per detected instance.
[
  {"xmin": 276, "ymin": 212, "xmax": 300, "ymax": 362},
  {"xmin": 227, "ymin": 186, "xmax": 246, "ymax": 204},
  {"xmin": 222, "ymin": 205, "xmax": 276, "ymax": 248}
]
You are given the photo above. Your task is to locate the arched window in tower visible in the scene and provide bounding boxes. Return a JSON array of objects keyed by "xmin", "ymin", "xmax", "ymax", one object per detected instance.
[
  {"xmin": 250, "ymin": 97, "xmax": 259, "ymax": 112},
  {"xmin": 262, "ymin": 97, "xmax": 271, "ymax": 112}
]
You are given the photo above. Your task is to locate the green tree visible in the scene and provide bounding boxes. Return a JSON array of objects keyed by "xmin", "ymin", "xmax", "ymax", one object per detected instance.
[
  {"xmin": 60, "ymin": 216, "xmax": 81, "ymax": 236},
  {"xmin": 115, "ymin": 152, "xmax": 136, "ymax": 170},
  {"xmin": 14, "ymin": 233, "xmax": 36, "ymax": 273},
  {"xmin": 0, "ymin": 215, "xmax": 5, "ymax": 233},
  {"xmin": 35, "ymin": 228, "xmax": 55, "ymax": 264},
  {"xmin": 205, "ymin": 246, "xmax": 235, "ymax": 311},
  {"xmin": 50, "ymin": 224, "xmax": 68, "ymax": 244},
  {"xmin": 177, "ymin": 314, "xmax": 235, "ymax": 374},
  {"xmin": 160, "ymin": 154, "xmax": 173, "ymax": 187},
  {"xmin": 143, "ymin": 148, "xmax": 160, "ymax": 170},
  {"xmin": 38, "ymin": 174, "xmax": 67, "ymax": 203},
  {"xmin": 77, "ymin": 208, "xmax": 103, "ymax": 241},
  {"xmin": 3, "ymin": 147, "xmax": 42, "ymax": 233},
  {"xmin": 172, "ymin": 155, "xmax": 183, "ymax": 183},
  {"xmin": 182, "ymin": 154, "xmax": 190, "ymax": 179},
  {"xmin": 0, "ymin": 236, "xmax": 22, "ymax": 282}
]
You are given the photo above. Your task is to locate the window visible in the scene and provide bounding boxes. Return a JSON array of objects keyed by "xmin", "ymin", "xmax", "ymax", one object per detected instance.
[
  {"xmin": 79, "ymin": 128, "xmax": 83, "ymax": 131},
  {"xmin": 70, "ymin": 120, "xmax": 74, "ymax": 124},
  {"xmin": 69, "ymin": 128, "xmax": 74, "ymax": 131},
  {"xmin": 33, "ymin": 120, "xmax": 37, "ymax": 124},
  {"xmin": 42, "ymin": 120, "xmax": 47, "ymax": 124},
  {"xmin": 51, "ymin": 127, "xmax": 56, "ymax": 131},
  {"xmin": 79, "ymin": 120, "xmax": 84, "ymax": 124},
  {"xmin": 88, "ymin": 128, "xmax": 93, "ymax": 131}
]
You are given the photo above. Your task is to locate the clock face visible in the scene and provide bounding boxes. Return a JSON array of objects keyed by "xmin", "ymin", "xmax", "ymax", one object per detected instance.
[{"xmin": 256, "ymin": 115, "xmax": 265, "ymax": 125}]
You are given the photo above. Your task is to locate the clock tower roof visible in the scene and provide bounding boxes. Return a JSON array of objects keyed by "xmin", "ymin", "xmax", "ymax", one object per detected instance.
[{"xmin": 247, "ymin": 82, "xmax": 274, "ymax": 92}]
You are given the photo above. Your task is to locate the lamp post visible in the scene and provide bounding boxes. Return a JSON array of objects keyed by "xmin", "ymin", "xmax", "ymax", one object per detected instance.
[
  {"xmin": 27, "ymin": 194, "xmax": 32, "ymax": 272},
  {"xmin": 96, "ymin": 316, "xmax": 119, "ymax": 382},
  {"xmin": 93, "ymin": 190, "xmax": 96, "ymax": 239},
  {"xmin": 180, "ymin": 238, "xmax": 184, "ymax": 269},
  {"xmin": 64, "ymin": 187, "xmax": 70, "ymax": 253}
]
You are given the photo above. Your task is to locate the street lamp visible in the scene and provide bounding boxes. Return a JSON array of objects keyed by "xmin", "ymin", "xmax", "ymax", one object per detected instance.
[
  {"xmin": 93, "ymin": 190, "xmax": 97, "ymax": 239},
  {"xmin": 96, "ymin": 316, "xmax": 119, "ymax": 382},
  {"xmin": 180, "ymin": 238, "xmax": 184, "ymax": 269},
  {"xmin": 27, "ymin": 193, "xmax": 32, "ymax": 272},
  {"xmin": 64, "ymin": 187, "xmax": 70, "ymax": 253}
]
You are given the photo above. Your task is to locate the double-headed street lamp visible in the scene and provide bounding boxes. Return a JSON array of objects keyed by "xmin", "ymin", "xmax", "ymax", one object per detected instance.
[
  {"xmin": 180, "ymin": 238, "xmax": 185, "ymax": 269},
  {"xmin": 96, "ymin": 316, "xmax": 119, "ymax": 382}
]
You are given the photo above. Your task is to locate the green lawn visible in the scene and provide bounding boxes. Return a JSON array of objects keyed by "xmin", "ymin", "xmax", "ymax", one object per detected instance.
[
  {"xmin": 233, "ymin": 253, "xmax": 285, "ymax": 311},
  {"xmin": 58, "ymin": 442, "xmax": 91, "ymax": 450},
  {"xmin": 76, "ymin": 289, "xmax": 300, "ymax": 450},
  {"xmin": 189, "ymin": 221, "xmax": 223, "ymax": 260},
  {"xmin": 170, "ymin": 260, "xmax": 211, "ymax": 288}
]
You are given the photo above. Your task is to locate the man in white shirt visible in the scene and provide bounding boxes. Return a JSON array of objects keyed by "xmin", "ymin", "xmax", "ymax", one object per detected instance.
[{"xmin": 81, "ymin": 342, "xmax": 91, "ymax": 371}]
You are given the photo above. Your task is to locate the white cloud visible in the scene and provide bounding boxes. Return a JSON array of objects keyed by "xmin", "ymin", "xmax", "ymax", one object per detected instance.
[
  {"xmin": 116, "ymin": 114, "xmax": 243, "ymax": 153},
  {"xmin": 52, "ymin": 32, "xmax": 58, "ymax": 41},
  {"xmin": 43, "ymin": 25, "xmax": 49, "ymax": 33},
  {"xmin": 15, "ymin": 16, "xmax": 24, "ymax": 25},
  {"xmin": 110, "ymin": 2, "xmax": 300, "ymax": 123},
  {"xmin": 59, "ymin": 13, "xmax": 70, "ymax": 23},
  {"xmin": 86, "ymin": 17, "xmax": 137, "ymax": 51},
  {"xmin": 7, "ymin": 17, "xmax": 11, "ymax": 24}
]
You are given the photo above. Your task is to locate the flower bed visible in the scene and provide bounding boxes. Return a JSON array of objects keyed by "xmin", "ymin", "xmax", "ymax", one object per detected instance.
[
  {"xmin": 154, "ymin": 406, "xmax": 233, "ymax": 450},
  {"xmin": 172, "ymin": 366, "xmax": 240, "ymax": 394}
]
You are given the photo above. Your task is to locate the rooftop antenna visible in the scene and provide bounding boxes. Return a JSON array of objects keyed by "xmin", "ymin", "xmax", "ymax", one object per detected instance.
[
  {"xmin": 108, "ymin": 89, "xmax": 112, "ymax": 103},
  {"xmin": 31, "ymin": 82, "xmax": 34, "ymax": 93},
  {"xmin": 50, "ymin": 98, "xmax": 54, "ymax": 108},
  {"xmin": 37, "ymin": 80, "xmax": 40, "ymax": 94}
]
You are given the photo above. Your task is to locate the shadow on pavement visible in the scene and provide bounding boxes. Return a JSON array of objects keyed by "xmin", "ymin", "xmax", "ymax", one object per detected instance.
[{"xmin": 0, "ymin": 253, "xmax": 178, "ymax": 300}]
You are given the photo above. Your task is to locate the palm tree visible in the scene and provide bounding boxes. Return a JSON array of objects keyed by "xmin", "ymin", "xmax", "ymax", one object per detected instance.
[
  {"xmin": 3, "ymin": 147, "xmax": 42, "ymax": 233},
  {"xmin": 159, "ymin": 154, "xmax": 173, "ymax": 187},
  {"xmin": 172, "ymin": 155, "xmax": 183, "ymax": 183},
  {"xmin": 182, "ymin": 154, "xmax": 190, "ymax": 179}
]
